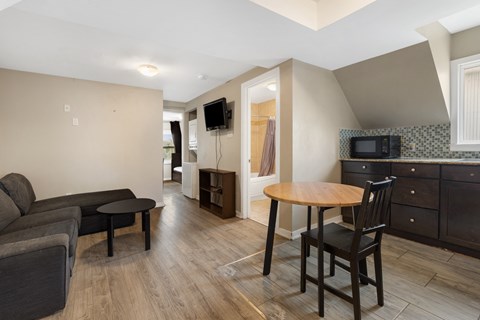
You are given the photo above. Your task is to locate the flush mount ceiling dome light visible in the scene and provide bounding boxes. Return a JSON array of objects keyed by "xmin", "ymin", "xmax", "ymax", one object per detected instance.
[
  {"xmin": 137, "ymin": 64, "xmax": 159, "ymax": 77},
  {"xmin": 266, "ymin": 83, "xmax": 277, "ymax": 91}
]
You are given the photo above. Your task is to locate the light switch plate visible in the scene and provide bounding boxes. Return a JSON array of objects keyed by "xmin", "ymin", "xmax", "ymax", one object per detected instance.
[
  {"xmin": 64, "ymin": 104, "xmax": 71, "ymax": 112},
  {"xmin": 72, "ymin": 118, "xmax": 79, "ymax": 126}
]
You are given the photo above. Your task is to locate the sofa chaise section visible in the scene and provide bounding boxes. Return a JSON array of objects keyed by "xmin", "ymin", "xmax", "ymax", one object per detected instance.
[{"xmin": 1, "ymin": 173, "xmax": 136, "ymax": 235}]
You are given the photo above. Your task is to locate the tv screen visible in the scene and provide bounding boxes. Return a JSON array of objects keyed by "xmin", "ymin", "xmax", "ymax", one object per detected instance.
[{"xmin": 203, "ymin": 97, "xmax": 228, "ymax": 131}]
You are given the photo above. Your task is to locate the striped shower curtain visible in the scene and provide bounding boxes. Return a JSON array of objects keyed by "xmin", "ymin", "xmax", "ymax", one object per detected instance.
[{"xmin": 258, "ymin": 119, "xmax": 275, "ymax": 177}]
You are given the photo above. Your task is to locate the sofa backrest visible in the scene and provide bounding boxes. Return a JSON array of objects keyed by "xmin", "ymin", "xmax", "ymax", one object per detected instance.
[
  {"xmin": 0, "ymin": 189, "xmax": 21, "ymax": 231},
  {"xmin": 0, "ymin": 173, "xmax": 36, "ymax": 215}
]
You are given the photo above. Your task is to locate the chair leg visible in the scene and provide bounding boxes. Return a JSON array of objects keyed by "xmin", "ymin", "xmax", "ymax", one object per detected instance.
[
  {"xmin": 350, "ymin": 261, "xmax": 361, "ymax": 320},
  {"xmin": 374, "ymin": 250, "xmax": 384, "ymax": 306},
  {"xmin": 329, "ymin": 252, "xmax": 335, "ymax": 276},
  {"xmin": 359, "ymin": 258, "xmax": 368, "ymax": 285},
  {"xmin": 300, "ymin": 236, "xmax": 307, "ymax": 293}
]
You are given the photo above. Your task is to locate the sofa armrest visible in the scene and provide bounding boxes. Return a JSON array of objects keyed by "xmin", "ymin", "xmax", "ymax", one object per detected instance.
[{"xmin": 0, "ymin": 234, "xmax": 70, "ymax": 320}]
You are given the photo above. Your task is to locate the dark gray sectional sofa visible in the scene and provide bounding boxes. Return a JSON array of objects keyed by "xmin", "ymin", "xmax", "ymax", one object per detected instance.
[{"xmin": 0, "ymin": 173, "xmax": 136, "ymax": 320}]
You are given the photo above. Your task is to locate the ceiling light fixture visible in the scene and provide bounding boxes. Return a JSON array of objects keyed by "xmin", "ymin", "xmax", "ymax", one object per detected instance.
[
  {"xmin": 138, "ymin": 64, "xmax": 159, "ymax": 77},
  {"xmin": 197, "ymin": 74, "xmax": 208, "ymax": 80},
  {"xmin": 266, "ymin": 83, "xmax": 277, "ymax": 91}
]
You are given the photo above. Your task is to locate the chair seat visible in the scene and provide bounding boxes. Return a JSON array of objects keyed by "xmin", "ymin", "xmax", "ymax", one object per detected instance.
[{"xmin": 301, "ymin": 223, "xmax": 376, "ymax": 258}]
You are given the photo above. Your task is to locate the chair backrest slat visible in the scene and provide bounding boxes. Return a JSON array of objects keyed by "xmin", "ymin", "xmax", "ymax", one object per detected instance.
[{"xmin": 351, "ymin": 177, "xmax": 396, "ymax": 253}]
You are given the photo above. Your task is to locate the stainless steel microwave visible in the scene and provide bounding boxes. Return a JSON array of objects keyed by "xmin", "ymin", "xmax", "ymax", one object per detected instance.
[{"xmin": 350, "ymin": 135, "xmax": 401, "ymax": 158}]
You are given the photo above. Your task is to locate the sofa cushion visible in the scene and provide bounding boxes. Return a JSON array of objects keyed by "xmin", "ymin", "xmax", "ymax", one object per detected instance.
[
  {"xmin": 0, "ymin": 220, "xmax": 78, "ymax": 257},
  {"xmin": 0, "ymin": 173, "xmax": 36, "ymax": 215},
  {"xmin": 0, "ymin": 190, "xmax": 21, "ymax": 231},
  {"xmin": 0, "ymin": 181, "xmax": 10, "ymax": 196},
  {"xmin": 1, "ymin": 206, "xmax": 81, "ymax": 234}
]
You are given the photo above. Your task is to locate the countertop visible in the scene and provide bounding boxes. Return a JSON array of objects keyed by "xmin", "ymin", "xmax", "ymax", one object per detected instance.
[{"xmin": 340, "ymin": 158, "xmax": 480, "ymax": 165}]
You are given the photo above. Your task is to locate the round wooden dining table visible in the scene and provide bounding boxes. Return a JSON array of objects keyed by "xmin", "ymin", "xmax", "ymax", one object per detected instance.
[{"xmin": 262, "ymin": 182, "xmax": 365, "ymax": 317}]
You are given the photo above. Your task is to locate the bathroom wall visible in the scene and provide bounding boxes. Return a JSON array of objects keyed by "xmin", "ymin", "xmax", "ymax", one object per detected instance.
[{"xmin": 339, "ymin": 123, "xmax": 480, "ymax": 159}]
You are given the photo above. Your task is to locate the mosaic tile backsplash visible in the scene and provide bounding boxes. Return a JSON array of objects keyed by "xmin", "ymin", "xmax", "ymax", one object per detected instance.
[{"xmin": 339, "ymin": 123, "xmax": 480, "ymax": 159}]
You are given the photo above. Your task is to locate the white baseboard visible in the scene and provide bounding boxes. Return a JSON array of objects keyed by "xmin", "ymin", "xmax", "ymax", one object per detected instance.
[
  {"xmin": 276, "ymin": 227, "xmax": 292, "ymax": 239},
  {"xmin": 156, "ymin": 201, "xmax": 165, "ymax": 208},
  {"xmin": 236, "ymin": 210, "xmax": 243, "ymax": 218},
  {"xmin": 276, "ymin": 215, "xmax": 343, "ymax": 240}
]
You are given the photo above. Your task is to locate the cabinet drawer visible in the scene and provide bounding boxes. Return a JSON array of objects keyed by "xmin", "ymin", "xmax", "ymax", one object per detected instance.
[
  {"xmin": 442, "ymin": 165, "xmax": 480, "ymax": 183},
  {"xmin": 390, "ymin": 204, "xmax": 438, "ymax": 239},
  {"xmin": 392, "ymin": 177, "xmax": 439, "ymax": 209},
  {"xmin": 392, "ymin": 163, "xmax": 439, "ymax": 179},
  {"xmin": 342, "ymin": 161, "xmax": 390, "ymax": 175}
]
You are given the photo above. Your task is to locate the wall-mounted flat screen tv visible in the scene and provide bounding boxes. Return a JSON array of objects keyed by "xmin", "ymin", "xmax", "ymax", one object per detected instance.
[{"xmin": 203, "ymin": 97, "xmax": 228, "ymax": 131}]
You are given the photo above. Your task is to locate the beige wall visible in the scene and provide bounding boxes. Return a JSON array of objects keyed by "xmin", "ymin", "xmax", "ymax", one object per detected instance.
[
  {"xmin": 186, "ymin": 67, "xmax": 269, "ymax": 213},
  {"xmin": 291, "ymin": 60, "xmax": 360, "ymax": 230},
  {"xmin": 186, "ymin": 61, "xmax": 294, "ymax": 230},
  {"xmin": 417, "ymin": 22, "xmax": 451, "ymax": 116},
  {"xmin": 185, "ymin": 59, "xmax": 358, "ymax": 233},
  {"xmin": 451, "ymin": 25, "xmax": 480, "ymax": 60},
  {"xmin": 334, "ymin": 42, "xmax": 449, "ymax": 129},
  {"xmin": 0, "ymin": 68, "xmax": 164, "ymax": 203},
  {"xmin": 277, "ymin": 60, "xmax": 294, "ymax": 231}
]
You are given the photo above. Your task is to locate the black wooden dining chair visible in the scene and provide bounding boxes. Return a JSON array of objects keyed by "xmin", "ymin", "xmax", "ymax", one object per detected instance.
[{"xmin": 300, "ymin": 177, "xmax": 396, "ymax": 320}]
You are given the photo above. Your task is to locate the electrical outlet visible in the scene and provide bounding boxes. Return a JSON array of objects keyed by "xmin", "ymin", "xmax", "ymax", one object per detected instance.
[
  {"xmin": 409, "ymin": 143, "xmax": 416, "ymax": 151},
  {"xmin": 72, "ymin": 118, "xmax": 79, "ymax": 126},
  {"xmin": 64, "ymin": 104, "xmax": 71, "ymax": 112}
]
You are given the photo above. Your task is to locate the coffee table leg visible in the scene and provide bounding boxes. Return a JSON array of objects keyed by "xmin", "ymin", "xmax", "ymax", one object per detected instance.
[
  {"xmin": 144, "ymin": 210, "xmax": 150, "ymax": 251},
  {"xmin": 107, "ymin": 214, "xmax": 114, "ymax": 257},
  {"xmin": 263, "ymin": 199, "xmax": 278, "ymax": 275}
]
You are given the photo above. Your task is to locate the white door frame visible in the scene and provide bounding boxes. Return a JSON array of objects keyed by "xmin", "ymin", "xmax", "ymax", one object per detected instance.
[{"xmin": 241, "ymin": 68, "xmax": 281, "ymax": 220}]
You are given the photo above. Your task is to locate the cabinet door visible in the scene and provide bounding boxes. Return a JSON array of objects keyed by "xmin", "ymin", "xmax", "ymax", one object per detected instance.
[
  {"xmin": 341, "ymin": 172, "xmax": 388, "ymax": 223},
  {"xmin": 440, "ymin": 181, "xmax": 480, "ymax": 250}
]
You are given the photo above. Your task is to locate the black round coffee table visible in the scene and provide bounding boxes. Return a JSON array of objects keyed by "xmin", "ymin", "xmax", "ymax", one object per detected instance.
[{"xmin": 97, "ymin": 198, "xmax": 156, "ymax": 257}]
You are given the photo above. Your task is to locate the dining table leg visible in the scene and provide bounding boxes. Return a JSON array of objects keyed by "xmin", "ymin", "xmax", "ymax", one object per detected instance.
[
  {"xmin": 317, "ymin": 207, "xmax": 326, "ymax": 317},
  {"xmin": 263, "ymin": 199, "xmax": 279, "ymax": 275},
  {"xmin": 306, "ymin": 206, "xmax": 312, "ymax": 257}
]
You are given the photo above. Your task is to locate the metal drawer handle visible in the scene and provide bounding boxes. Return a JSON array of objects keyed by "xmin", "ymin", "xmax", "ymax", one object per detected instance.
[
  {"xmin": 411, "ymin": 168, "xmax": 416, "ymax": 172},
  {"xmin": 362, "ymin": 165, "xmax": 367, "ymax": 170},
  {"xmin": 470, "ymin": 173, "xmax": 475, "ymax": 177},
  {"xmin": 410, "ymin": 190, "xmax": 415, "ymax": 195},
  {"xmin": 410, "ymin": 218, "xmax": 415, "ymax": 223},
  {"xmin": 385, "ymin": 177, "xmax": 389, "ymax": 180}
]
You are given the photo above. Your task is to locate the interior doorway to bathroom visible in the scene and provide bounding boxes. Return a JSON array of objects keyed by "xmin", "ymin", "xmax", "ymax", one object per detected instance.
[{"xmin": 241, "ymin": 68, "xmax": 280, "ymax": 226}]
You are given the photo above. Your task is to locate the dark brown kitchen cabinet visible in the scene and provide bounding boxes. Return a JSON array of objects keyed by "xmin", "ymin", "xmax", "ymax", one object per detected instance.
[
  {"xmin": 341, "ymin": 161, "xmax": 390, "ymax": 223},
  {"xmin": 342, "ymin": 160, "xmax": 480, "ymax": 258},
  {"xmin": 390, "ymin": 204, "xmax": 438, "ymax": 239},
  {"xmin": 390, "ymin": 163, "xmax": 440, "ymax": 239},
  {"xmin": 440, "ymin": 166, "xmax": 480, "ymax": 251}
]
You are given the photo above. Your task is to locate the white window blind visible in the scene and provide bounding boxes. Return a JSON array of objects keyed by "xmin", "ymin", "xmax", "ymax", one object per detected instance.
[
  {"xmin": 451, "ymin": 54, "xmax": 480, "ymax": 151},
  {"xmin": 462, "ymin": 67, "xmax": 480, "ymax": 143}
]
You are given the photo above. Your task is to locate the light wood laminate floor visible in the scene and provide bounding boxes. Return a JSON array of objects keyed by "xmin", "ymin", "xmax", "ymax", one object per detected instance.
[
  {"xmin": 44, "ymin": 182, "xmax": 480, "ymax": 319},
  {"xmin": 250, "ymin": 199, "xmax": 271, "ymax": 226}
]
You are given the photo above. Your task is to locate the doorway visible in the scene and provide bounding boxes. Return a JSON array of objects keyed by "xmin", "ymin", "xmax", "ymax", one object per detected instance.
[
  {"xmin": 163, "ymin": 111, "xmax": 183, "ymax": 183},
  {"xmin": 241, "ymin": 68, "xmax": 280, "ymax": 226}
]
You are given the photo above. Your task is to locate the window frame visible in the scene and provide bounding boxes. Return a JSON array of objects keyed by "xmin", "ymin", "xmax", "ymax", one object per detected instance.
[{"xmin": 451, "ymin": 53, "xmax": 480, "ymax": 151}]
